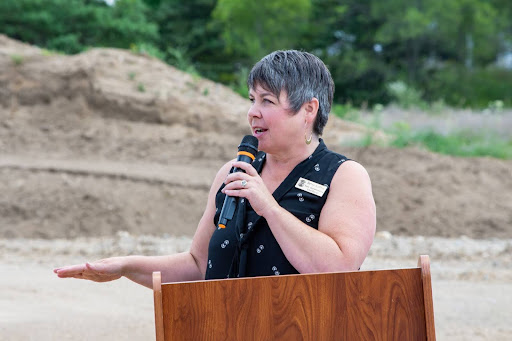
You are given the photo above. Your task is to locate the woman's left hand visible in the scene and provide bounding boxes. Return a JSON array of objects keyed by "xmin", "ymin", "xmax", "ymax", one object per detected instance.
[{"xmin": 222, "ymin": 161, "xmax": 278, "ymax": 217}]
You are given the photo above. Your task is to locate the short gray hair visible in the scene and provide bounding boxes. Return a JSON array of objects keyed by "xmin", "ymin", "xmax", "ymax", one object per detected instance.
[{"xmin": 247, "ymin": 50, "xmax": 334, "ymax": 135}]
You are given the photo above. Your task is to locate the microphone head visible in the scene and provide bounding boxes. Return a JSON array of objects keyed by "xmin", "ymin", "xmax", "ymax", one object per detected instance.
[{"xmin": 238, "ymin": 135, "xmax": 259, "ymax": 154}]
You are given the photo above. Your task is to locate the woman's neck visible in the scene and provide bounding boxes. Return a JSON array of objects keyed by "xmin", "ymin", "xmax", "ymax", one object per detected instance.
[{"xmin": 265, "ymin": 138, "xmax": 320, "ymax": 173}]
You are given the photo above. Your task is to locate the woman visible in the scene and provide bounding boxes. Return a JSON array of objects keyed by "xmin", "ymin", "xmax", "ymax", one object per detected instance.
[{"xmin": 54, "ymin": 50, "xmax": 376, "ymax": 287}]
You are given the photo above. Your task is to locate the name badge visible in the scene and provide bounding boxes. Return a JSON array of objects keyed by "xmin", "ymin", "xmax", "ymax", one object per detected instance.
[{"xmin": 295, "ymin": 177, "xmax": 328, "ymax": 197}]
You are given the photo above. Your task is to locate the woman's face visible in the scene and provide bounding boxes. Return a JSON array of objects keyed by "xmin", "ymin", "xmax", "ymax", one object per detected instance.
[{"xmin": 248, "ymin": 84, "xmax": 304, "ymax": 154}]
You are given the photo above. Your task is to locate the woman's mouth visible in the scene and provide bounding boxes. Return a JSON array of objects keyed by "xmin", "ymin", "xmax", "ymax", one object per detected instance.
[{"xmin": 254, "ymin": 128, "xmax": 267, "ymax": 136}]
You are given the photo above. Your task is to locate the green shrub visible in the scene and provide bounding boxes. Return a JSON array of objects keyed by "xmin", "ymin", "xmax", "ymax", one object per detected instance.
[
  {"xmin": 165, "ymin": 46, "xmax": 198, "ymax": 76},
  {"xmin": 387, "ymin": 81, "xmax": 428, "ymax": 109},
  {"xmin": 130, "ymin": 43, "xmax": 165, "ymax": 60},
  {"xmin": 331, "ymin": 103, "xmax": 359, "ymax": 121},
  {"xmin": 47, "ymin": 34, "xmax": 82, "ymax": 54}
]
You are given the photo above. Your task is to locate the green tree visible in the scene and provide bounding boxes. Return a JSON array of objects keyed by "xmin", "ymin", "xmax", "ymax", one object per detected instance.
[
  {"xmin": 147, "ymin": 0, "xmax": 226, "ymax": 78},
  {"xmin": 0, "ymin": 0, "xmax": 158, "ymax": 54},
  {"xmin": 1, "ymin": 0, "xmax": 509, "ymax": 108},
  {"xmin": 212, "ymin": 0, "xmax": 312, "ymax": 59},
  {"xmin": 371, "ymin": 0, "xmax": 436, "ymax": 83},
  {"xmin": 300, "ymin": 0, "xmax": 391, "ymax": 106},
  {"xmin": 429, "ymin": 0, "xmax": 500, "ymax": 67},
  {"xmin": 368, "ymin": 0, "xmax": 502, "ymax": 81}
]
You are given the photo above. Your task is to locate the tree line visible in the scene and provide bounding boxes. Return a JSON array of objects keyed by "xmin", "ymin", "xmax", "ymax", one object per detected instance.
[{"xmin": 1, "ymin": 0, "xmax": 511, "ymax": 108}]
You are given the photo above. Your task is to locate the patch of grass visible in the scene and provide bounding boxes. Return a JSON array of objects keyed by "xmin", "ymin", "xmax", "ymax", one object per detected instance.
[
  {"xmin": 137, "ymin": 82, "xmax": 146, "ymax": 92},
  {"xmin": 391, "ymin": 128, "xmax": 512, "ymax": 159},
  {"xmin": 185, "ymin": 80, "xmax": 199, "ymax": 91},
  {"xmin": 333, "ymin": 103, "xmax": 512, "ymax": 159},
  {"xmin": 41, "ymin": 49, "xmax": 59, "ymax": 57},
  {"xmin": 128, "ymin": 72, "xmax": 136, "ymax": 80},
  {"xmin": 10, "ymin": 54, "xmax": 24, "ymax": 66}
]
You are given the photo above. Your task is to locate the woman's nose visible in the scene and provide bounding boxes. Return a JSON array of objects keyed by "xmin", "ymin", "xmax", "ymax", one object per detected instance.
[{"xmin": 247, "ymin": 103, "xmax": 261, "ymax": 119}]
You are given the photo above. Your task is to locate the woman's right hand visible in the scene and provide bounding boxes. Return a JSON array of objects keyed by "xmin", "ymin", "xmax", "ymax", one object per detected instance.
[{"xmin": 53, "ymin": 257, "xmax": 124, "ymax": 282}]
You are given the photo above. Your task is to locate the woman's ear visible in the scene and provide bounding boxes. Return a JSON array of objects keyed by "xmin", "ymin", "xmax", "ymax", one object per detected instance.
[{"xmin": 304, "ymin": 97, "xmax": 319, "ymax": 123}]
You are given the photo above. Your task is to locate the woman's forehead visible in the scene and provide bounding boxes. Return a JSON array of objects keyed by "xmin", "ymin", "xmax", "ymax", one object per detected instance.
[{"xmin": 250, "ymin": 83, "xmax": 287, "ymax": 98}]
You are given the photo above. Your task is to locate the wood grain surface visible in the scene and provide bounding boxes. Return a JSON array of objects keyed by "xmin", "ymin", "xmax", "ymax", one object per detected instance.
[{"xmin": 157, "ymin": 265, "xmax": 431, "ymax": 341}]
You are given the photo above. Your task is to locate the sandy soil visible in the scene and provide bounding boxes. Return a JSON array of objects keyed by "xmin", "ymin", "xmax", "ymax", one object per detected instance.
[{"xmin": 1, "ymin": 35, "xmax": 512, "ymax": 340}]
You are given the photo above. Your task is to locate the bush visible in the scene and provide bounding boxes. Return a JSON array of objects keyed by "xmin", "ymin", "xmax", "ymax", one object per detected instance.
[
  {"xmin": 331, "ymin": 103, "xmax": 358, "ymax": 120},
  {"xmin": 130, "ymin": 42, "xmax": 165, "ymax": 60},
  {"xmin": 386, "ymin": 81, "xmax": 428, "ymax": 109},
  {"xmin": 47, "ymin": 34, "xmax": 83, "ymax": 54},
  {"xmin": 165, "ymin": 46, "xmax": 199, "ymax": 76}
]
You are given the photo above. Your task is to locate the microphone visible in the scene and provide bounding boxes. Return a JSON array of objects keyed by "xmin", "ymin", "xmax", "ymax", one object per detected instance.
[{"xmin": 218, "ymin": 135, "xmax": 259, "ymax": 229}]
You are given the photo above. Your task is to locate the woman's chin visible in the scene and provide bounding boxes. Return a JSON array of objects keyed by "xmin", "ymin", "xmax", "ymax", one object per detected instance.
[
  {"xmin": 253, "ymin": 134, "xmax": 266, "ymax": 147},
  {"xmin": 256, "ymin": 141, "xmax": 270, "ymax": 153}
]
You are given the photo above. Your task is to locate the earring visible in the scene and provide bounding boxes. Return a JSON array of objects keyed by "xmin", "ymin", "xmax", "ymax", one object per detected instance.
[
  {"xmin": 305, "ymin": 131, "xmax": 312, "ymax": 145},
  {"xmin": 304, "ymin": 121, "xmax": 312, "ymax": 145}
]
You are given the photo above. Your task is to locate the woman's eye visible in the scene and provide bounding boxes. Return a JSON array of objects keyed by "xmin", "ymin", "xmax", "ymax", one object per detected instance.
[{"xmin": 248, "ymin": 97, "xmax": 274, "ymax": 104}]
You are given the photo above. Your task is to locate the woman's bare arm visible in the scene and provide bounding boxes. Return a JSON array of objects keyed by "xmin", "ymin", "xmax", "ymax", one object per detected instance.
[{"xmin": 54, "ymin": 161, "xmax": 233, "ymax": 288}]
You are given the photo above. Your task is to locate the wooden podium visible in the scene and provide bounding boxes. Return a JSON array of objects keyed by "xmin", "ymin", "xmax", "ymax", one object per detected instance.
[{"xmin": 153, "ymin": 255, "xmax": 435, "ymax": 340}]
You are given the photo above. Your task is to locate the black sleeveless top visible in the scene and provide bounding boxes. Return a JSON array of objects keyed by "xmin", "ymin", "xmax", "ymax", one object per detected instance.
[{"xmin": 205, "ymin": 140, "xmax": 349, "ymax": 279}]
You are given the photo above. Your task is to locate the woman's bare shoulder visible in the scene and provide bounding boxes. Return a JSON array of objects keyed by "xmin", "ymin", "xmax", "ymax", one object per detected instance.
[{"xmin": 333, "ymin": 160, "xmax": 372, "ymax": 186}]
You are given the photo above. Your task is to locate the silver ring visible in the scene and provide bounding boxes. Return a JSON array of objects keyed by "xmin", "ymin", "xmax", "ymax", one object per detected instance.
[{"xmin": 241, "ymin": 180, "xmax": 248, "ymax": 188}]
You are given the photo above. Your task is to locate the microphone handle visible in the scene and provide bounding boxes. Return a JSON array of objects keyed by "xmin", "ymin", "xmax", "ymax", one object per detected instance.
[
  {"xmin": 217, "ymin": 153, "xmax": 255, "ymax": 229},
  {"xmin": 218, "ymin": 196, "xmax": 236, "ymax": 229}
]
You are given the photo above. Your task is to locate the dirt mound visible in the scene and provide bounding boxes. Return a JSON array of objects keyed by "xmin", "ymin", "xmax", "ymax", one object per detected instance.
[{"xmin": 1, "ymin": 35, "xmax": 511, "ymax": 239}]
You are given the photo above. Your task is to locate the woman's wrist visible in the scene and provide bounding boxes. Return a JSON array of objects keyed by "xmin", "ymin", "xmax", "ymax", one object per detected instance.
[
  {"xmin": 118, "ymin": 255, "xmax": 137, "ymax": 277},
  {"xmin": 259, "ymin": 202, "xmax": 282, "ymax": 221}
]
